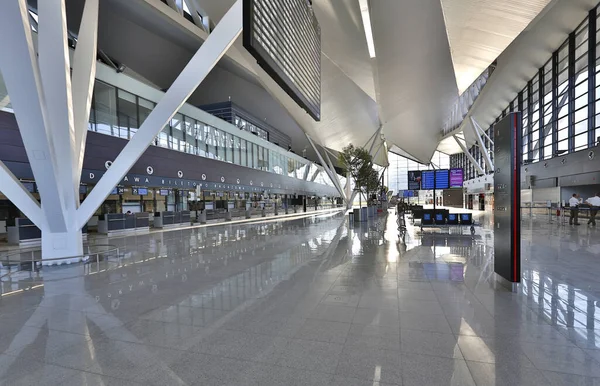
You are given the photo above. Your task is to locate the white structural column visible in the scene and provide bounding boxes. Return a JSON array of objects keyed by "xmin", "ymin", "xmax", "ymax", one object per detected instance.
[
  {"xmin": 453, "ymin": 135, "xmax": 486, "ymax": 175},
  {"xmin": 469, "ymin": 117, "xmax": 494, "ymax": 172},
  {"xmin": 77, "ymin": 0, "xmax": 243, "ymax": 229},
  {"xmin": 323, "ymin": 148, "xmax": 347, "ymax": 201},
  {"xmin": 0, "ymin": 0, "xmax": 69, "ymax": 235},
  {"xmin": 37, "ymin": 0, "xmax": 82, "ymax": 256},
  {"xmin": 0, "ymin": 0, "xmax": 101, "ymax": 260},
  {"xmin": 305, "ymin": 135, "xmax": 346, "ymax": 200}
]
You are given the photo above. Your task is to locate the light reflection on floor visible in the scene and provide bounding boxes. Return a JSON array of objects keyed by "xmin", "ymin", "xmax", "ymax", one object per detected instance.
[{"xmin": 0, "ymin": 209, "xmax": 599, "ymax": 385}]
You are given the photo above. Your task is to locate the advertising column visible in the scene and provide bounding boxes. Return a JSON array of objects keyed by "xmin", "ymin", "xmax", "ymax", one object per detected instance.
[{"xmin": 493, "ymin": 112, "xmax": 522, "ymax": 287}]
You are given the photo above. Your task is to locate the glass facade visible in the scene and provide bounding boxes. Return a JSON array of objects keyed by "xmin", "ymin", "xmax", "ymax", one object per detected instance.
[
  {"xmin": 86, "ymin": 80, "xmax": 335, "ymax": 187},
  {"xmin": 451, "ymin": 6, "xmax": 600, "ymax": 177},
  {"xmin": 386, "ymin": 151, "xmax": 449, "ymax": 193}
]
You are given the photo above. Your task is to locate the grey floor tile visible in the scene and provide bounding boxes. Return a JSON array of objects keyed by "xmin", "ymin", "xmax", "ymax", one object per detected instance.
[
  {"xmin": 400, "ymin": 329, "xmax": 463, "ymax": 359},
  {"xmin": 330, "ymin": 375, "xmax": 399, "ymax": 386},
  {"xmin": 348, "ymin": 323, "xmax": 401, "ymax": 337},
  {"xmin": 400, "ymin": 312, "xmax": 453, "ymax": 334},
  {"xmin": 235, "ymin": 363, "xmax": 333, "ymax": 386},
  {"xmin": 358, "ymin": 295, "xmax": 399, "ymax": 310},
  {"xmin": 61, "ymin": 372, "xmax": 145, "ymax": 386},
  {"xmin": 0, "ymin": 354, "xmax": 80, "ymax": 386},
  {"xmin": 466, "ymin": 360, "xmax": 550, "ymax": 386},
  {"xmin": 344, "ymin": 331, "xmax": 401, "ymax": 351},
  {"xmin": 542, "ymin": 370, "xmax": 600, "ymax": 386},
  {"xmin": 397, "ymin": 288, "xmax": 438, "ymax": 301},
  {"xmin": 320, "ymin": 294, "xmax": 361, "ymax": 307},
  {"xmin": 293, "ymin": 318, "xmax": 351, "ymax": 344},
  {"xmin": 457, "ymin": 335, "xmax": 535, "ymax": 367},
  {"xmin": 308, "ymin": 304, "xmax": 357, "ymax": 323},
  {"xmin": 276, "ymin": 338, "xmax": 343, "ymax": 374},
  {"xmin": 398, "ymin": 299, "xmax": 445, "ymax": 315},
  {"xmin": 335, "ymin": 346, "xmax": 402, "ymax": 384},
  {"xmin": 402, "ymin": 353, "xmax": 476, "ymax": 386},
  {"xmin": 353, "ymin": 307, "xmax": 400, "ymax": 327},
  {"xmin": 521, "ymin": 343, "xmax": 600, "ymax": 377}
]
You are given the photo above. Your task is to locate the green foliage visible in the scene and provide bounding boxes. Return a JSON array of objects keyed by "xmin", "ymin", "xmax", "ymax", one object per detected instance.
[{"xmin": 338, "ymin": 144, "xmax": 381, "ymax": 205}]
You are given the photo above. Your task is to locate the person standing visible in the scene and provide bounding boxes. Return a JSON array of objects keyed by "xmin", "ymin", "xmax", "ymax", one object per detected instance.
[
  {"xmin": 569, "ymin": 193, "xmax": 581, "ymax": 225},
  {"xmin": 585, "ymin": 193, "xmax": 600, "ymax": 226}
]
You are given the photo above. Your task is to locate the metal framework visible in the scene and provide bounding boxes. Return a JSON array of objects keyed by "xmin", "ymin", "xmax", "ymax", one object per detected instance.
[
  {"xmin": 453, "ymin": 135, "xmax": 485, "ymax": 176},
  {"xmin": 0, "ymin": 0, "xmax": 242, "ymax": 260},
  {"xmin": 305, "ymin": 135, "xmax": 346, "ymax": 201}
]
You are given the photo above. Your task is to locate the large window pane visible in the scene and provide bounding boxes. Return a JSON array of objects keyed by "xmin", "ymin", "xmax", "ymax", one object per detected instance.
[
  {"xmin": 117, "ymin": 90, "xmax": 137, "ymax": 139},
  {"xmin": 240, "ymin": 139, "xmax": 248, "ymax": 167},
  {"xmin": 234, "ymin": 136, "xmax": 241, "ymax": 165},
  {"xmin": 225, "ymin": 133, "xmax": 233, "ymax": 163},
  {"xmin": 184, "ymin": 117, "xmax": 196, "ymax": 155},
  {"xmin": 196, "ymin": 122, "xmax": 206, "ymax": 157},
  {"xmin": 206, "ymin": 126, "xmax": 216, "ymax": 159},
  {"xmin": 93, "ymin": 81, "xmax": 117, "ymax": 137},
  {"xmin": 171, "ymin": 113, "xmax": 184, "ymax": 152},
  {"xmin": 138, "ymin": 97, "xmax": 154, "ymax": 127}
]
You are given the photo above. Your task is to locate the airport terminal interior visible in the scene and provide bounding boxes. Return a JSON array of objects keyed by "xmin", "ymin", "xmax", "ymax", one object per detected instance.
[{"xmin": 1, "ymin": 0, "xmax": 600, "ymax": 385}]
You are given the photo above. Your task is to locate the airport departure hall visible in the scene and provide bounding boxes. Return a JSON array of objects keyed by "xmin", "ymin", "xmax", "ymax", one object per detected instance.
[{"xmin": 2, "ymin": 0, "xmax": 600, "ymax": 385}]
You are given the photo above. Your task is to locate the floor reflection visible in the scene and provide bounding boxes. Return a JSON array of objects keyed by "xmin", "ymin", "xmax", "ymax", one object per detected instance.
[{"xmin": 0, "ymin": 209, "xmax": 599, "ymax": 385}]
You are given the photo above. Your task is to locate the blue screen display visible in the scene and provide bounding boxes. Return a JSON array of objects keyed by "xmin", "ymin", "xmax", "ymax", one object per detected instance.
[
  {"xmin": 435, "ymin": 169, "xmax": 449, "ymax": 189},
  {"xmin": 461, "ymin": 214, "xmax": 471, "ymax": 221},
  {"xmin": 423, "ymin": 213, "xmax": 431, "ymax": 221},
  {"xmin": 138, "ymin": 188, "xmax": 148, "ymax": 195},
  {"xmin": 448, "ymin": 214, "xmax": 457, "ymax": 221},
  {"xmin": 435, "ymin": 214, "xmax": 444, "ymax": 222},
  {"xmin": 421, "ymin": 171, "xmax": 435, "ymax": 190}
]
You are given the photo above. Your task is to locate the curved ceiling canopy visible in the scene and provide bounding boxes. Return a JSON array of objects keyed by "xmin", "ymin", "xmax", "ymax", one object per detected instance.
[{"xmin": 60, "ymin": 0, "xmax": 564, "ymax": 164}]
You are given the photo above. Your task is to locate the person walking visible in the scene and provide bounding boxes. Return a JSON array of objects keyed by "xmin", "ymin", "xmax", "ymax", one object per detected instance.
[
  {"xmin": 569, "ymin": 193, "xmax": 581, "ymax": 226},
  {"xmin": 585, "ymin": 192, "xmax": 600, "ymax": 226}
]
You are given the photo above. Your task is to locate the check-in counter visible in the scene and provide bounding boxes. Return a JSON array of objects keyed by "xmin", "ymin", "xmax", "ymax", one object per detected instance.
[
  {"xmin": 154, "ymin": 210, "xmax": 191, "ymax": 228},
  {"xmin": 97, "ymin": 213, "xmax": 150, "ymax": 235},
  {"xmin": 7, "ymin": 218, "xmax": 88, "ymax": 246}
]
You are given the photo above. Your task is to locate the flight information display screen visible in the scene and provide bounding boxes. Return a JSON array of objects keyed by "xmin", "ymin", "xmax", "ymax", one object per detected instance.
[
  {"xmin": 408, "ymin": 171, "xmax": 422, "ymax": 190},
  {"xmin": 243, "ymin": 0, "xmax": 321, "ymax": 121},
  {"xmin": 435, "ymin": 169, "xmax": 449, "ymax": 189},
  {"xmin": 450, "ymin": 168, "xmax": 464, "ymax": 188},
  {"xmin": 421, "ymin": 171, "xmax": 435, "ymax": 190}
]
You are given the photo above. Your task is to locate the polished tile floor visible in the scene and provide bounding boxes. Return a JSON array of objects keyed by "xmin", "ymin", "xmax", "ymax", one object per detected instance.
[{"xmin": 0, "ymin": 209, "xmax": 599, "ymax": 385}]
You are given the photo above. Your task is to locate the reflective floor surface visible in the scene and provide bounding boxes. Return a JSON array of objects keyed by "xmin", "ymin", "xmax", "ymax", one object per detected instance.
[{"xmin": 0, "ymin": 209, "xmax": 599, "ymax": 385}]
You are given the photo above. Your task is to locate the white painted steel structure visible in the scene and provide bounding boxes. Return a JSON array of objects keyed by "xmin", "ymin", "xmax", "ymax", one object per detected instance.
[{"xmin": 0, "ymin": 0, "xmax": 243, "ymax": 261}]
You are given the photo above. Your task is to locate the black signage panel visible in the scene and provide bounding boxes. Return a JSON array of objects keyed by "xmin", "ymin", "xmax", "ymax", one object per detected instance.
[
  {"xmin": 408, "ymin": 171, "xmax": 422, "ymax": 190},
  {"xmin": 243, "ymin": 0, "xmax": 321, "ymax": 121},
  {"xmin": 493, "ymin": 112, "xmax": 522, "ymax": 283}
]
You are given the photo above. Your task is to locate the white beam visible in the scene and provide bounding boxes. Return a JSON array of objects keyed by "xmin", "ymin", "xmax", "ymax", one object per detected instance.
[
  {"xmin": 77, "ymin": 0, "xmax": 243, "ymax": 228},
  {"xmin": 72, "ymin": 0, "xmax": 99, "ymax": 193},
  {"xmin": 0, "ymin": 0, "xmax": 68, "ymax": 232},
  {"xmin": 323, "ymin": 148, "xmax": 346, "ymax": 200},
  {"xmin": 469, "ymin": 117, "xmax": 494, "ymax": 171},
  {"xmin": 38, "ymin": 0, "xmax": 79, "ymax": 222},
  {"xmin": 310, "ymin": 168, "xmax": 320, "ymax": 182},
  {"xmin": 306, "ymin": 135, "xmax": 345, "ymax": 199},
  {"xmin": 453, "ymin": 135, "xmax": 485, "ymax": 175},
  {"xmin": 0, "ymin": 163, "xmax": 45, "ymax": 228}
]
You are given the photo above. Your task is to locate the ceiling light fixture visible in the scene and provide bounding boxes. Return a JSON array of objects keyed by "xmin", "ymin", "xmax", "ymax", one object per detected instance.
[{"xmin": 358, "ymin": 0, "xmax": 376, "ymax": 58}]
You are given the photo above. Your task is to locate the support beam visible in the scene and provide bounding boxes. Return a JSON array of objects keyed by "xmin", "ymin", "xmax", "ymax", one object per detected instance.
[
  {"xmin": 323, "ymin": 148, "xmax": 346, "ymax": 200},
  {"xmin": 0, "ymin": 0, "xmax": 68, "ymax": 233},
  {"xmin": 453, "ymin": 135, "xmax": 485, "ymax": 175},
  {"xmin": 302, "ymin": 164, "xmax": 311, "ymax": 180},
  {"xmin": 72, "ymin": 0, "xmax": 99, "ymax": 192},
  {"xmin": 310, "ymin": 168, "xmax": 320, "ymax": 182},
  {"xmin": 366, "ymin": 125, "xmax": 383, "ymax": 155},
  {"xmin": 77, "ymin": 0, "xmax": 243, "ymax": 228},
  {"xmin": 0, "ymin": 163, "xmax": 45, "ymax": 228},
  {"xmin": 469, "ymin": 117, "xmax": 494, "ymax": 171},
  {"xmin": 306, "ymin": 135, "xmax": 346, "ymax": 200}
]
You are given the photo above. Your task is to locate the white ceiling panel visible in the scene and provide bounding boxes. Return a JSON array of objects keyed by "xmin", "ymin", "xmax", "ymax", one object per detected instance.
[
  {"xmin": 442, "ymin": 0, "xmax": 553, "ymax": 93},
  {"xmin": 370, "ymin": 0, "xmax": 459, "ymax": 162}
]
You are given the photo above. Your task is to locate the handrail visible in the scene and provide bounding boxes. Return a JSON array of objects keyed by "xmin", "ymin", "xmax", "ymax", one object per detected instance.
[{"xmin": 0, "ymin": 244, "xmax": 120, "ymax": 280}]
